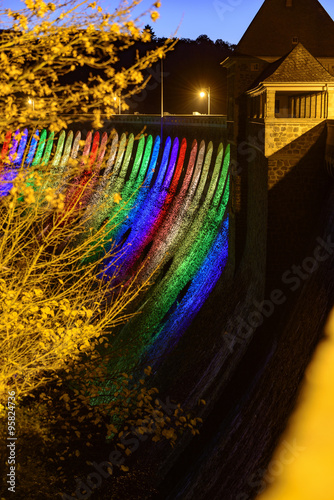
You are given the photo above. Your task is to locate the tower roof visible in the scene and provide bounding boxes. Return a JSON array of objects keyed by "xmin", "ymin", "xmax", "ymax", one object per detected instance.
[
  {"xmin": 263, "ymin": 43, "xmax": 334, "ymax": 82},
  {"xmin": 247, "ymin": 43, "xmax": 334, "ymax": 93},
  {"xmin": 237, "ymin": 0, "xmax": 334, "ymax": 58}
]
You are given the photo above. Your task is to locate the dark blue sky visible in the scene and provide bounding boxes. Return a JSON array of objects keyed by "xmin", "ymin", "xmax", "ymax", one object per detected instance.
[
  {"xmin": 4, "ymin": 0, "xmax": 334, "ymax": 45},
  {"xmin": 126, "ymin": 0, "xmax": 334, "ymax": 44}
]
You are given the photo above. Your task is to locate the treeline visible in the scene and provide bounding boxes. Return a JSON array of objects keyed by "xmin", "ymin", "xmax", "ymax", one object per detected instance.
[{"xmin": 119, "ymin": 28, "xmax": 235, "ymax": 115}]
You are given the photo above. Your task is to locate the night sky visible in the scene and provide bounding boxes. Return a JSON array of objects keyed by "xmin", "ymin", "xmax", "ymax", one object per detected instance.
[
  {"xmin": 3, "ymin": 0, "xmax": 334, "ymax": 45},
  {"xmin": 124, "ymin": 0, "xmax": 334, "ymax": 44}
]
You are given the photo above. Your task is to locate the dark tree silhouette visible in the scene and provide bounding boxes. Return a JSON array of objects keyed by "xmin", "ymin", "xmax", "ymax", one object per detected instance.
[
  {"xmin": 144, "ymin": 24, "xmax": 157, "ymax": 41},
  {"xmin": 196, "ymin": 34, "xmax": 214, "ymax": 45}
]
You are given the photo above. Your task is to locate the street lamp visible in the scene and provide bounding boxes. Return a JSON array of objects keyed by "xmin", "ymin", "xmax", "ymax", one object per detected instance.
[
  {"xmin": 28, "ymin": 98, "xmax": 35, "ymax": 111},
  {"xmin": 113, "ymin": 94, "xmax": 121, "ymax": 114},
  {"xmin": 199, "ymin": 87, "xmax": 211, "ymax": 115}
]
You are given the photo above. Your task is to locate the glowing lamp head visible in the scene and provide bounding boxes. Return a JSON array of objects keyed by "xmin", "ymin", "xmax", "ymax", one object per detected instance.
[
  {"xmin": 200, "ymin": 91, "xmax": 206, "ymax": 98},
  {"xmin": 28, "ymin": 98, "xmax": 32, "ymax": 104}
]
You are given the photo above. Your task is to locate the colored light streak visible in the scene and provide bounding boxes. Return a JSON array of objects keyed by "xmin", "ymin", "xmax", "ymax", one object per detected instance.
[
  {"xmin": 0, "ymin": 129, "xmax": 38, "ymax": 197},
  {"xmin": 14, "ymin": 129, "xmax": 29, "ymax": 166},
  {"xmin": 117, "ymin": 143, "xmax": 228, "ymax": 339},
  {"xmin": 135, "ymin": 139, "xmax": 202, "ymax": 284},
  {"xmin": 101, "ymin": 136, "xmax": 178, "ymax": 281},
  {"xmin": 142, "ymin": 148, "xmax": 231, "ymax": 366},
  {"xmin": 105, "ymin": 144, "xmax": 230, "ymax": 375},
  {"xmin": 32, "ymin": 129, "xmax": 47, "ymax": 166},
  {"xmin": 8, "ymin": 130, "xmax": 20, "ymax": 164},
  {"xmin": 91, "ymin": 135, "xmax": 160, "ymax": 270},
  {"xmin": 0, "ymin": 130, "xmax": 12, "ymax": 168},
  {"xmin": 144, "ymin": 215, "xmax": 229, "ymax": 366}
]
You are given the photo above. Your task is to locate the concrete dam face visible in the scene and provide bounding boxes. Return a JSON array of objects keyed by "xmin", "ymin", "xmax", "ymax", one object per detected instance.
[{"xmin": 0, "ymin": 126, "xmax": 231, "ymax": 374}]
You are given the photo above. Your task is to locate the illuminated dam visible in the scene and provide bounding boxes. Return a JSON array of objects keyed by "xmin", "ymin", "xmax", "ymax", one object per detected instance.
[
  {"xmin": 2, "ymin": 120, "xmax": 333, "ymax": 500},
  {"xmin": 0, "ymin": 125, "xmax": 230, "ymax": 375}
]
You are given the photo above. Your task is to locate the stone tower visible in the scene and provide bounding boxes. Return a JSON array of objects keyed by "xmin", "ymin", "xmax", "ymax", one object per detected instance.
[{"xmin": 222, "ymin": 0, "xmax": 334, "ymax": 286}]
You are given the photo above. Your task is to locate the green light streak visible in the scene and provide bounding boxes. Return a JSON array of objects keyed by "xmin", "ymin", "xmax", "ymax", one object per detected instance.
[
  {"xmin": 41, "ymin": 131, "xmax": 54, "ymax": 167},
  {"xmin": 110, "ymin": 144, "xmax": 230, "ymax": 373},
  {"xmin": 31, "ymin": 129, "xmax": 47, "ymax": 167}
]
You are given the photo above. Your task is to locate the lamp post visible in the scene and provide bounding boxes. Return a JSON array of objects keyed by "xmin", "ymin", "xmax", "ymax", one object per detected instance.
[
  {"xmin": 200, "ymin": 87, "xmax": 211, "ymax": 115},
  {"xmin": 161, "ymin": 56, "xmax": 164, "ymax": 119},
  {"xmin": 160, "ymin": 55, "xmax": 164, "ymax": 141},
  {"xmin": 113, "ymin": 94, "xmax": 121, "ymax": 114}
]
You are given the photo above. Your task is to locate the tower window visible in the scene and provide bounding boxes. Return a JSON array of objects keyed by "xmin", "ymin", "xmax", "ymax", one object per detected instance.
[{"xmin": 292, "ymin": 36, "xmax": 299, "ymax": 44}]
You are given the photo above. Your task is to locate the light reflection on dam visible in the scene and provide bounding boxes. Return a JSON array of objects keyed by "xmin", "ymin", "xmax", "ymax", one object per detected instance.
[{"xmin": 0, "ymin": 127, "xmax": 230, "ymax": 371}]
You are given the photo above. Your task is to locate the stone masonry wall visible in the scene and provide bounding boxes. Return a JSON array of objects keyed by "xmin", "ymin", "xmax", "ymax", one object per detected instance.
[
  {"xmin": 266, "ymin": 122, "xmax": 330, "ymax": 288},
  {"xmin": 265, "ymin": 120, "xmax": 325, "ymax": 157},
  {"xmin": 267, "ymin": 122, "xmax": 327, "ymax": 188},
  {"xmin": 236, "ymin": 62, "xmax": 268, "ymax": 99}
]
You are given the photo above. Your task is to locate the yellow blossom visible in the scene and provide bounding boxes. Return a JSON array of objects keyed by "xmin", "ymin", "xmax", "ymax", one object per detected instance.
[
  {"xmin": 151, "ymin": 11, "xmax": 160, "ymax": 21},
  {"xmin": 113, "ymin": 193, "xmax": 122, "ymax": 204}
]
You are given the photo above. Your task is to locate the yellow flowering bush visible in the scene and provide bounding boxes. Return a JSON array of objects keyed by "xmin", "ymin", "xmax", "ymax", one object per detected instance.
[
  {"xmin": 0, "ymin": 137, "xmax": 206, "ymax": 496},
  {"xmin": 0, "ymin": 163, "xmax": 154, "ymax": 404},
  {"xmin": 0, "ymin": 0, "xmax": 176, "ymax": 135},
  {"xmin": 0, "ymin": 2, "xmax": 190, "ymax": 497}
]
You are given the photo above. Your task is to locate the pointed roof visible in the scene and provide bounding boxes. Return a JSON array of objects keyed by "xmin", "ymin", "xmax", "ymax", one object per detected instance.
[
  {"xmin": 263, "ymin": 43, "xmax": 334, "ymax": 82},
  {"xmin": 247, "ymin": 43, "xmax": 334, "ymax": 93},
  {"xmin": 237, "ymin": 0, "xmax": 334, "ymax": 58}
]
